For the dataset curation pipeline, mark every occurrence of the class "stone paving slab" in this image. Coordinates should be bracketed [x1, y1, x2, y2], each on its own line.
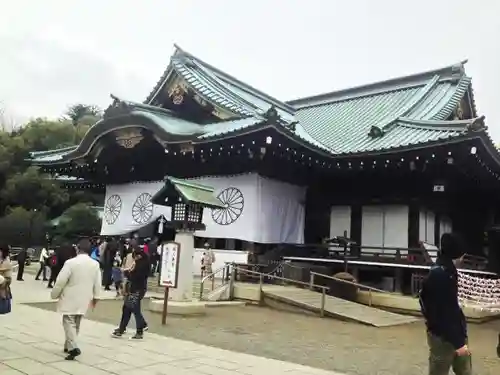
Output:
[1, 277, 347, 375]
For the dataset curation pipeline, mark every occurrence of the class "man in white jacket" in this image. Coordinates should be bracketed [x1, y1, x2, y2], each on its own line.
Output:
[51, 238, 101, 360]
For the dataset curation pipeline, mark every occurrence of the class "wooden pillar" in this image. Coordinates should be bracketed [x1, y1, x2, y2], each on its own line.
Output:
[350, 204, 362, 257]
[408, 202, 420, 248]
[434, 213, 441, 247]
[351, 266, 359, 281]
[394, 268, 403, 293]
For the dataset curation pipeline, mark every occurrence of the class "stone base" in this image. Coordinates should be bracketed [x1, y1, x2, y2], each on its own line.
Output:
[149, 299, 207, 316]
[357, 291, 500, 323]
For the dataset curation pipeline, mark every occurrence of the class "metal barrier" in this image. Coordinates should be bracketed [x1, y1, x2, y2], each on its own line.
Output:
[198, 264, 232, 300]
[310, 271, 389, 307]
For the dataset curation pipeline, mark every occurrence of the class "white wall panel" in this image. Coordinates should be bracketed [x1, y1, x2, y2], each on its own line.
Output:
[361, 206, 384, 247]
[419, 210, 436, 245]
[362, 205, 409, 256]
[330, 206, 351, 238]
[383, 205, 409, 254]
[439, 216, 453, 238]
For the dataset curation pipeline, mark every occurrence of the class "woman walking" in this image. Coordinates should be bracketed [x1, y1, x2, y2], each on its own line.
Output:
[112, 248, 149, 339]
[0, 245, 13, 314]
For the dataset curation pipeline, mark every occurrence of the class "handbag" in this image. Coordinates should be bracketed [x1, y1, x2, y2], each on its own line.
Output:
[124, 291, 140, 309]
[0, 297, 11, 315]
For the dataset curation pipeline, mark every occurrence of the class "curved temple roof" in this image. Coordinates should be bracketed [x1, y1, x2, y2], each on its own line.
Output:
[30, 46, 496, 165]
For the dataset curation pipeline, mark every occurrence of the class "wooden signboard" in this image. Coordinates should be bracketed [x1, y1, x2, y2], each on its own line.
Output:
[160, 242, 180, 288]
[159, 242, 181, 325]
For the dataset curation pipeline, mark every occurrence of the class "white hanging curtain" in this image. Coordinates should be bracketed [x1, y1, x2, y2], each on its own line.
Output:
[101, 173, 305, 244]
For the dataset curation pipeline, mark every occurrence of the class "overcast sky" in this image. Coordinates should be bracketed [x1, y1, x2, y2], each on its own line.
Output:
[1, 0, 499, 140]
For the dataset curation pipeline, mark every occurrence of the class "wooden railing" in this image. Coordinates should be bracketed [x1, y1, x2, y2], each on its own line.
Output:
[232, 266, 330, 317]
[310, 271, 389, 307]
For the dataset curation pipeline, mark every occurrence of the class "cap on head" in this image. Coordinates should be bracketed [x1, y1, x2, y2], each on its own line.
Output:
[204, 242, 210, 249]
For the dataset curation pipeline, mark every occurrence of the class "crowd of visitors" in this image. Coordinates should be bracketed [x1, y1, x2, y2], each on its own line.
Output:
[0, 235, 161, 360]
[5, 232, 497, 371]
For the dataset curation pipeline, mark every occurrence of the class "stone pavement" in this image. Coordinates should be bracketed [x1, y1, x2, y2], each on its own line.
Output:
[0, 276, 347, 375]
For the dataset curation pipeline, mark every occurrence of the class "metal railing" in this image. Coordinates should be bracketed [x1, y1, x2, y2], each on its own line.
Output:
[232, 266, 330, 317]
[279, 241, 490, 270]
[198, 264, 232, 300]
[310, 271, 389, 307]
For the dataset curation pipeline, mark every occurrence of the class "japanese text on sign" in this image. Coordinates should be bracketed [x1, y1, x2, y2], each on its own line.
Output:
[160, 242, 180, 288]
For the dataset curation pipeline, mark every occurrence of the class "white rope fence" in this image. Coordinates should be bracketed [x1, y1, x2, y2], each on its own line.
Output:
[458, 271, 500, 312]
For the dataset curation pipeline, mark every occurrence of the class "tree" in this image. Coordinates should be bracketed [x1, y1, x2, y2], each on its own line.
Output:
[0, 131, 25, 174]
[0, 207, 47, 247]
[65, 104, 102, 126]
[53, 203, 101, 241]
[18, 118, 77, 151]
[0, 104, 104, 244]
[1, 166, 69, 214]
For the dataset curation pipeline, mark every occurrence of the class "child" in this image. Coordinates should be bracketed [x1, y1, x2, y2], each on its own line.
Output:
[111, 251, 123, 297]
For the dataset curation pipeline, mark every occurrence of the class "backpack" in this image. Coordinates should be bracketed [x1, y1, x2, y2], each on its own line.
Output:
[91, 247, 100, 261]
[49, 254, 58, 267]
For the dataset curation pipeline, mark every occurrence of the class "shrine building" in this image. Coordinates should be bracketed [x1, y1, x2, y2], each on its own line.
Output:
[29, 45, 500, 272]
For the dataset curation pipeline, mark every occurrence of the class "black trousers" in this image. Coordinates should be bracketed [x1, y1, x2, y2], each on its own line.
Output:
[35, 261, 47, 280]
[16, 262, 25, 280]
[49, 267, 61, 286]
[150, 258, 159, 275]
[118, 291, 147, 333]
[103, 266, 113, 288]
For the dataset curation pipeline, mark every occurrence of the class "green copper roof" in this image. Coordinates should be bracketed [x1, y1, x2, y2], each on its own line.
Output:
[145, 47, 480, 154]
[148, 45, 295, 122]
[289, 65, 474, 153]
[30, 146, 77, 162]
[151, 176, 224, 209]
[30, 48, 491, 166]
[30, 100, 330, 164]
[198, 117, 263, 139]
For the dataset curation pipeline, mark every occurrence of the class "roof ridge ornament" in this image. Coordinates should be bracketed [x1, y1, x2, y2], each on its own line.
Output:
[285, 121, 298, 132]
[450, 62, 466, 83]
[467, 115, 486, 132]
[368, 126, 384, 138]
[263, 106, 281, 123]
[104, 94, 131, 119]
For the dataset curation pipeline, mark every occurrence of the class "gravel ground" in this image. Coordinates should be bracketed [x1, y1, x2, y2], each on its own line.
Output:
[28, 299, 500, 375]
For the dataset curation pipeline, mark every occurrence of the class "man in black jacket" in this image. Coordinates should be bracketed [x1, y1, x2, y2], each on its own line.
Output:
[16, 248, 27, 281]
[419, 232, 471, 375]
[102, 238, 116, 291]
